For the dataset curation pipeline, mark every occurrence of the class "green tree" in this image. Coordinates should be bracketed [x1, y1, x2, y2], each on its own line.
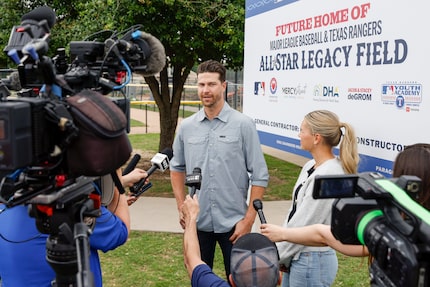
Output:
[117, 0, 245, 150]
[0, 0, 245, 151]
[0, 0, 25, 67]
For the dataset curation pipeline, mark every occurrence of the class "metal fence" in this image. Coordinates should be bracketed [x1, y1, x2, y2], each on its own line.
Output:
[125, 81, 243, 112]
[1, 69, 243, 112]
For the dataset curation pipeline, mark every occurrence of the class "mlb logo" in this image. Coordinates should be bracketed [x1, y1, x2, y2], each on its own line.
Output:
[254, 82, 265, 96]
[381, 85, 395, 95]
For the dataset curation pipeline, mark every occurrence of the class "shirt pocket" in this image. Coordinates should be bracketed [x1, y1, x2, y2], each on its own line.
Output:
[217, 135, 241, 158]
[186, 136, 208, 162]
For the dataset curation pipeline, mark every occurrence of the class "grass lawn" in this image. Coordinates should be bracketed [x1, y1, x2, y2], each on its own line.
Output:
[100, 232, 370, 287]
[99, 131, 371, 286]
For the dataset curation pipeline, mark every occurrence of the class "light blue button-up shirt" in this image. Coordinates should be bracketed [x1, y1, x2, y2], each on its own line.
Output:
[170, 102, 269, 232]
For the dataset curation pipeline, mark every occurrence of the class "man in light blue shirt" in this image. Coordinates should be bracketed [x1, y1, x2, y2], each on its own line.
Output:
[170, 60, 269, 280]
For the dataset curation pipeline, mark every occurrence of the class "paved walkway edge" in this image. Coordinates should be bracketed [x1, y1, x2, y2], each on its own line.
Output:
[129, 197, 291, 233]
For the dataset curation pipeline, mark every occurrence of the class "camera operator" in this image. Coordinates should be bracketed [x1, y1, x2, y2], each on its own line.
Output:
[0, 167, 147, 287]
[261, 143, 430, 279]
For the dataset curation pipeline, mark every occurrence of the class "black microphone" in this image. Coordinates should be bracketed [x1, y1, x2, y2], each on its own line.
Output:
[185, 167, 202, 198]
[130, 148, 173, 194]
[253, 199, 267, 224]
[21, 6, 56, 29]
[122, 154, 141, 176]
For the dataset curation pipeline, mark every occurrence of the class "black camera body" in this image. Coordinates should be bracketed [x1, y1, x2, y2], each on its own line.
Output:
[313, 172, 430, 287]
[0, 6, 162, 209]
[0, 7, 158, 185]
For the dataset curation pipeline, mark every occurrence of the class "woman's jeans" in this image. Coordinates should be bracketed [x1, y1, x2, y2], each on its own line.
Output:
[281, 250, 338, 287]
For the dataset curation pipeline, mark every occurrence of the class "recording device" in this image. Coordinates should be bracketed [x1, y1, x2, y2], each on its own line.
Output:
[185, 167, 202, 198]
[1, 6, 166, 177]
[130, 148, 173, 197]
[252, 199, 267, 224]
[3, 7, 166, 96]
[99, 153, 142, 206]
[313, 172, 430, 287]
[0, 6, 166, 287]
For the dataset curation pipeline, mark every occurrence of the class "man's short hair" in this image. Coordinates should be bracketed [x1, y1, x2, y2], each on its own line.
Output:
[197, 60, 226, 82]
[230, 233, 280, 287]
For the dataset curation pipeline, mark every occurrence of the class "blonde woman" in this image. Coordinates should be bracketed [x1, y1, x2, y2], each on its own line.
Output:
[275, 110, 359, 287]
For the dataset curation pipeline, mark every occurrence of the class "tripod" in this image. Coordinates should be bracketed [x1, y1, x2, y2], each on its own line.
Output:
[29, 176, 101, 287]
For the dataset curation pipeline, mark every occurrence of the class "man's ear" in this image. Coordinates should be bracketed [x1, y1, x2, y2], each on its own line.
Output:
[228, 274, 237, 287]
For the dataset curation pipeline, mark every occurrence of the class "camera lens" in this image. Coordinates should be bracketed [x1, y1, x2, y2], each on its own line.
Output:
[407, 182, 420, 193]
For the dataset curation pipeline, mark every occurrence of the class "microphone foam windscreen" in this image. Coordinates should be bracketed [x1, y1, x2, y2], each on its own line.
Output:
[21, 6, 56, 28]
[136, 32, 166, 76]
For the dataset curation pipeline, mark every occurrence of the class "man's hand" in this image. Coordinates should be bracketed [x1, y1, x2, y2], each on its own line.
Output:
[229, 217, 254, 244]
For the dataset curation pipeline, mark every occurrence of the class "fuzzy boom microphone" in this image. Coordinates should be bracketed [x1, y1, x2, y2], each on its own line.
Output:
[130, 30, 166, 77]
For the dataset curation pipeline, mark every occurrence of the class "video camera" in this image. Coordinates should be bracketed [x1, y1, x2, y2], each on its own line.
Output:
[313, 172, 430, 287]
[0, 5, 165, 193]
[0, 6, 165, 286]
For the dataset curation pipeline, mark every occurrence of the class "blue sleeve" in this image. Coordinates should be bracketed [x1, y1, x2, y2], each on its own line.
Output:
[89, 206, 128, 252]
[0, 205, 55, 287]
[191, 264, 231, 287]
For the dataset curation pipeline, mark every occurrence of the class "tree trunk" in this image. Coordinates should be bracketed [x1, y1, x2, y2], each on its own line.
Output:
[144, 62, 193, 151]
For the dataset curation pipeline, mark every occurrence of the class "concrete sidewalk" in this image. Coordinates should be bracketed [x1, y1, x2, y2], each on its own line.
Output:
[129, 107, 184, 134]
[129, 197, 291, 233]
[127, 107, 292, 233]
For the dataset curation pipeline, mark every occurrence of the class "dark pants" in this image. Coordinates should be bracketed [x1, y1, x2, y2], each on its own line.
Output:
[197, 228, 235, 281]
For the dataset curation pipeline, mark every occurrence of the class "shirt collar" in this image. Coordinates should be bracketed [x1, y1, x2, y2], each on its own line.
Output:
[197, 101, 231, 123]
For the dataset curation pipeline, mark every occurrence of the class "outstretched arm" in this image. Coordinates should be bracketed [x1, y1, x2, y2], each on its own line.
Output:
[182, 195, 206, 278]
[261, 223, 368, 257]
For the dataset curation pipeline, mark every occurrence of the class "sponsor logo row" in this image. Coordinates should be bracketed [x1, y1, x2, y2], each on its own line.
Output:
[253, 78, 422, 110]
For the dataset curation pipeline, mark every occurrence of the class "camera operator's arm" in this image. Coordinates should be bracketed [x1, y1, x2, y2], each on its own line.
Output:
[107, 169, 131, 233]
[121, 168, 148, 205]
[122, 168, 147, 188]
[261, 223, 369, 257]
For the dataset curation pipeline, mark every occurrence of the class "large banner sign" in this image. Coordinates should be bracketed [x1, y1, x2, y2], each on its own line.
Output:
[243, 0, 426, 177]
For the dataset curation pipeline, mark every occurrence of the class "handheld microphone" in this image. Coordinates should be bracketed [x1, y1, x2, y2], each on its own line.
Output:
[130, 148, 173, 194]
[185, 167, 202, 198]
[122, 154, 141, 176]
[253, 199, 267, 224]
